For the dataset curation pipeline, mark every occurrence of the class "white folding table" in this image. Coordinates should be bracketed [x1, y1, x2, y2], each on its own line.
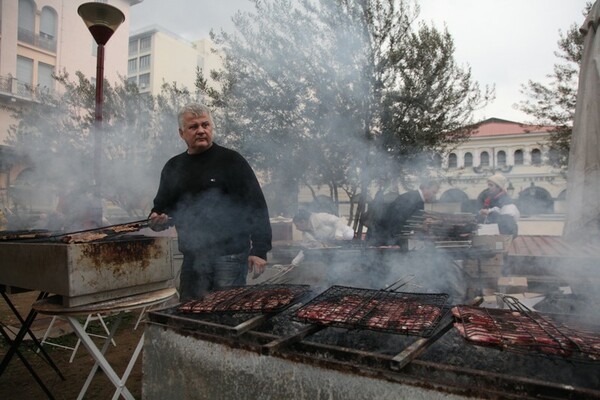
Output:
[33, 287, 177, 400]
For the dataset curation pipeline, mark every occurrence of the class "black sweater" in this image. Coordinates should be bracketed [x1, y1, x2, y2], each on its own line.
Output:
[152, 143, 272, 259]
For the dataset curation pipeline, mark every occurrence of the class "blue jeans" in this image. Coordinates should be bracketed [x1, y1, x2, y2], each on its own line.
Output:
[179, 251, 249, 301]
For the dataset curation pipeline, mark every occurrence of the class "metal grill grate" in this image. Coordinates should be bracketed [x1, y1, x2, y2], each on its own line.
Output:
[178, 284, 311, 314]
[293, 285, 449, 337]
[452, 304, 600, 363]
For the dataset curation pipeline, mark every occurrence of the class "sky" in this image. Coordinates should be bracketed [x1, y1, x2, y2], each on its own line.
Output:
[129, 0, 591, 123]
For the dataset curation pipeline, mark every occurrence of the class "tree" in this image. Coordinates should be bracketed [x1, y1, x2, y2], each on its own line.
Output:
[519, 3, 591, 168]
[5, 71, 193, 222]
[209, 0, 491, 223]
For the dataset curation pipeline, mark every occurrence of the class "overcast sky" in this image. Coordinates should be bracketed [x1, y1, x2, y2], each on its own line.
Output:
[129, 0, 590, 123]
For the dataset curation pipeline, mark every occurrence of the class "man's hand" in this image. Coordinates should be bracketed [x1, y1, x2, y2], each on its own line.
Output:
[149, 212, 170, 231]
[248, 255, 267, 278]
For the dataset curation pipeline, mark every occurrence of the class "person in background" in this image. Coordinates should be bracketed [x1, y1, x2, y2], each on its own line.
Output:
[293, 209, 354, 243]
[478, 173, 520, 237]
[367, 180, 440, 246]
[149, 103, 272, 300]
[290, 209, 354, 267]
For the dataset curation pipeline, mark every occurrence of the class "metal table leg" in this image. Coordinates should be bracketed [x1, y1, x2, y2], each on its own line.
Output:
[0, 291, 63, 399]
[68, 312, 139, 400]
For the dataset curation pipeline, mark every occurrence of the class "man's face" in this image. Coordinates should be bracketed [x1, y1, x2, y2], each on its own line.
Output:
[179, 112, 213, 154]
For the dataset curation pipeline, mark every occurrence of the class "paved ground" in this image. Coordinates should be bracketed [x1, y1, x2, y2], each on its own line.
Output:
[1, 291, 146, 399]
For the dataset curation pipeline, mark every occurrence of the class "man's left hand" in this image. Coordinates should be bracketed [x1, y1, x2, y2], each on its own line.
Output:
[248, 255, 267, 278]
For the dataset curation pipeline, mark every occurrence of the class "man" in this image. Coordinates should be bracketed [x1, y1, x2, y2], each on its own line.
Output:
[367, 180, 440, 246]
[478, 173, 520, 237]
[149, 103, 272, 300]
[292, 209, 355, 243]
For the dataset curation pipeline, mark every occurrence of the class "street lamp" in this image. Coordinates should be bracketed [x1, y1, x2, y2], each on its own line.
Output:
[78, 2, 125, 195]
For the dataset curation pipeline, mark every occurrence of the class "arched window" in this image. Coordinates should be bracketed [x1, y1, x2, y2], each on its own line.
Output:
[432, 153, 442, 168]
[514, 149, 524, 165]
[448, 153, 457, 168]
[480, 151, 489, 167]
[531, 148, 542, 165]
[464, 152, 473, 167]
[497, 150, 506, 166]
[40, 7, 58, 51]
[18, 0, 36, 45]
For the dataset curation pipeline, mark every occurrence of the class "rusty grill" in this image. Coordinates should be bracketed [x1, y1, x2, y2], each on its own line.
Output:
[292, 285, 449, 337]
[452, 303, 600, 363]
[178, 284, 311, 314]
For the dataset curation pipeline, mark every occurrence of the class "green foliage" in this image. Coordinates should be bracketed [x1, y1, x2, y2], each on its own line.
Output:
[519, 3, 591, 168]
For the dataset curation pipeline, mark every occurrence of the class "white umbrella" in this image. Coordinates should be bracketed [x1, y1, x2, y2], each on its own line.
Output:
[563, 0, 600, 241]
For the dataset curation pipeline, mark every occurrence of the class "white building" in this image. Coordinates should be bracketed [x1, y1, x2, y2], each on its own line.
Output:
[436, 118, 566, 217]
[127, 25, 223, 95]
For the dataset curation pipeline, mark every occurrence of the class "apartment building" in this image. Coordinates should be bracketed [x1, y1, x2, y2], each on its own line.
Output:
[127, 25, 223, 95]
[0, 0, 139, 216]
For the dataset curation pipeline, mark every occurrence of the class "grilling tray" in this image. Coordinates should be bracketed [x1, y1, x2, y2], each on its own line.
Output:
[293, 285, 449, 337]
[452, 305, 600, 362]
[178, 284, 311, 314]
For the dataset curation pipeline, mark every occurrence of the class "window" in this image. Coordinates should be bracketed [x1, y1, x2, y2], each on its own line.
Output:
[514, 149, 524, 165]
[464, 152, 473, 167]
[127, 76, 137, 85]
[39, 7, 58, 51]
[448, 153, 457, 168]
[128, 59, 138, 74]
[140, 36, 152, 51]
[480, 151, 489, 167]
[139, 73, 150, 89]
[531, 148, 542, 165]
[38, 62, 55, 92]
[139, 55, 151, 71]
[129, 40, 138, 56]
[432, 153, 442, 168]
[497, 150, 506, 166]
[18, 0, 35, 45]
[17, 56, 34, 97]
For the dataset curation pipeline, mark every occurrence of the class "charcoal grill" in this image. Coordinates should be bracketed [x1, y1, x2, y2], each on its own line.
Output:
[144, 289, 600, 400]
[292, 285, 449, 337]
[0, 234, 174, 306]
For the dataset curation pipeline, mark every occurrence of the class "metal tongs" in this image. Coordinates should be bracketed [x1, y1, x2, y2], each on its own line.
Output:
[29, 218, 155, 242]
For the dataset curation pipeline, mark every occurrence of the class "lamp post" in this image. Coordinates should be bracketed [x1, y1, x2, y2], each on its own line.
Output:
[78, 2, 125, 197]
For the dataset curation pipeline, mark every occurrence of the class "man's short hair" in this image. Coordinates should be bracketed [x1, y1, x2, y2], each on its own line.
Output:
[293, 209, 311, 223]
[177, 103, 213, 129]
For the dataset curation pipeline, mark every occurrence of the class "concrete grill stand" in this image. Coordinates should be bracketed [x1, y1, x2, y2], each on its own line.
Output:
[143, 298, 600, 399]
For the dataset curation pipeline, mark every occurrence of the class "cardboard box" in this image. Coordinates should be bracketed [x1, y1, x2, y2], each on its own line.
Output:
[472, 234, 513, 251]
[497, 276, 528, 294]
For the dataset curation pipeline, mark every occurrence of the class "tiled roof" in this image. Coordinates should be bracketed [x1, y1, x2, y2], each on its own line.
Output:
[470, 118, 556, 138]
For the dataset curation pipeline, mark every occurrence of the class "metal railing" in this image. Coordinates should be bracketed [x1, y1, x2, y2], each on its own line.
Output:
[18, 27, 57, 53]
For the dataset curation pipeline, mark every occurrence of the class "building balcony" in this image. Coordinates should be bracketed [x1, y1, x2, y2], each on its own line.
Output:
[18, 28, 57, 53]
[0, 75, 52, 102]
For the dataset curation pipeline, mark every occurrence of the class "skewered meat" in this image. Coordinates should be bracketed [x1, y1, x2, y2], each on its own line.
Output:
[295, 295, 379, 324]
[452, 306, 600, 360]
[61, 231, 108, 243]
[179, 285, 308, 314]
[295, 292, 445, 336]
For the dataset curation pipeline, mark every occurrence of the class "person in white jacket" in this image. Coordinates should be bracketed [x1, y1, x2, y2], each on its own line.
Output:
[291, 209, 355, 266]
[292, 209, 355, 242]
